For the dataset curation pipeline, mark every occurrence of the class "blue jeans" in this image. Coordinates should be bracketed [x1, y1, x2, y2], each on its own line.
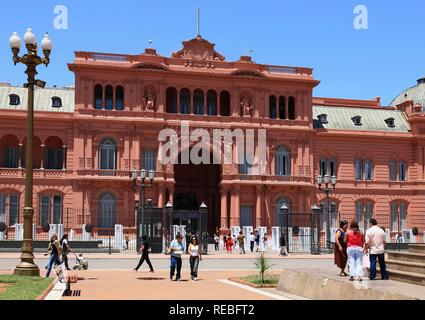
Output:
[45, 254, 58, 278]
[190, 256, 200, 278]
[347, 246, 363, 278]
[369, 253, 389, 280]
[170, 256, 182, 279]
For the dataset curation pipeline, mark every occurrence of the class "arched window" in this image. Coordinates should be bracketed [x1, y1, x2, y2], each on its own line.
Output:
[45, 137, 64, 170]
[279, 96, 286, 119]
[193, 89, 204, 115]
[0, 193, 19, 226]
[105, 85, 113, 110]
[115, 86, 124, 110]
[356, 201, 373, 231]
[39, 194, 62, 225]
[275, 146, 291, 176]
[1, 135, 19, 168]
[399, 160, 407, 181]
[207, 90, 217, 115]
[269, 95, 277, 119]
[275, 197, 291, 227]
[220, 91, 230, 116]
[99, 138, 116, 171]
[98, 192, 116, 229]
[166, 87, 177, 113]
[391, 202, 407, 232]
[180, 88, 191, 114]
[288, 96, 296, 120]
[94, 85, 103, 109]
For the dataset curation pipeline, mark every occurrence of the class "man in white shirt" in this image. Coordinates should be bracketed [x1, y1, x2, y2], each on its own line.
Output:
[365, 218, 389, 280]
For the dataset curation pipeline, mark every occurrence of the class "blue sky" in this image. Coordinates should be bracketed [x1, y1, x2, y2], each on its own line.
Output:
[0, 0, 424, 105]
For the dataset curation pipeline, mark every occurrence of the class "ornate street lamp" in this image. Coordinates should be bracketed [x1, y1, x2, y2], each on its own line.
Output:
[316, 174, 337, 251]
[10, 29, 52, 276]
[279, 203, 290, 253]
[131, 169, 156, 249]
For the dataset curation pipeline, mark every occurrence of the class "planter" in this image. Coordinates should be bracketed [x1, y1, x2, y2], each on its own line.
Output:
[228, 277, 277, 289]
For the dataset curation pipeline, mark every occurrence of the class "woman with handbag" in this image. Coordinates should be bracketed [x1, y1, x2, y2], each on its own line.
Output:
[44, 234, 62, 278]
[133, 235, 154, 272]
[344, 221, 365, 281]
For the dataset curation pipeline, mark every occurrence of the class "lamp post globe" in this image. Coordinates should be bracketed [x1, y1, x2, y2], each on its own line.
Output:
[23, 28, 36, 46]
[9, 32, 21, 49]
[41, 33, 53, 51]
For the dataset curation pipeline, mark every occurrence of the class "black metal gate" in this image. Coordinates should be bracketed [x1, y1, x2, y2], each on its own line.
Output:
[139, 204, 172, 253]
[279, 209, 321, 254]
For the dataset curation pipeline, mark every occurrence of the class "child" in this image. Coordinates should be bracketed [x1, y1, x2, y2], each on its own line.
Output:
[75, 253, 89, 270]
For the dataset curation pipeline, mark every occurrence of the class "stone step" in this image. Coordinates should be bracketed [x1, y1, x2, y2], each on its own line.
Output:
[387, 251, 425, 264]
[409, 244, 425, 254]
[386, 259, 425, 275]
[378, 268, 425, 287]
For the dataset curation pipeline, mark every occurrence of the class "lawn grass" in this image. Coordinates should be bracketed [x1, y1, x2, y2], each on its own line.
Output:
[0, 275, 53, 300]
[239, 274, 279, 286]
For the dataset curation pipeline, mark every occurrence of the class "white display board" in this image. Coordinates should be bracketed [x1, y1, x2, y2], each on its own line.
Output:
[82, 224, 92, 241]
[272, 227, 281, 251]
[70, 229, 74, 241]
[15, 224, 23, 240]
[32, 224, 36, 240]
[402, 229, 416, 243]
[48, 224, 64, 240]
[114, 224, 124, 250]
[230, 226, 241, 249]
[243, 226, 253, 251]
[257, 227, 267, 251]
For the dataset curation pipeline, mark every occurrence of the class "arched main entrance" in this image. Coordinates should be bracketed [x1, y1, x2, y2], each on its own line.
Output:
[174, 149, 221, 235]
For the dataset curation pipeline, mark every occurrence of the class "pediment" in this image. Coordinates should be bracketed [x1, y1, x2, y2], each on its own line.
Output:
[172, 36, 225, 62]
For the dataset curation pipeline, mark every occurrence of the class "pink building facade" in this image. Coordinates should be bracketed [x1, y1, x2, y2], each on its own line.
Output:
[1, 35, 425, 238]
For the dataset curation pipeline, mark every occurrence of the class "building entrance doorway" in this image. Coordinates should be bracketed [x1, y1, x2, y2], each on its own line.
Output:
[174, 150, 221, 235]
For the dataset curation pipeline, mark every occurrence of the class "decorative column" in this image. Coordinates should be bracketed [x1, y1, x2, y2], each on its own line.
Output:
[62, 145, 67, 170]
[157, 183, 165, 208]
[230, 186, 240, 227]
[40, 144, 45, 169]
[217, 93, 221, 116]
[18, 143, 23, 169]
[255, 185, 264, 228]
[220, 187, 228, 231]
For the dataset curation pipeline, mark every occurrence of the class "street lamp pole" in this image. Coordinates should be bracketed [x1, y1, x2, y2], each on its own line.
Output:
[9, 29, 52, 276]
[316, 174, 337, 251]
[131, 169, 155, 250]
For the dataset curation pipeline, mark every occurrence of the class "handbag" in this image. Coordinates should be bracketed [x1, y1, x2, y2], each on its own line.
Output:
[362, 253, 370, 269]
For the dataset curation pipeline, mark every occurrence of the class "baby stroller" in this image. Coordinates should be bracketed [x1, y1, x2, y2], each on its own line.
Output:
[72, 253, 89, 270]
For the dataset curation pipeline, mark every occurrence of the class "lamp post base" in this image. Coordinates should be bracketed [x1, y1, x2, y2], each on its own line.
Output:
[14, 262, 40, 277]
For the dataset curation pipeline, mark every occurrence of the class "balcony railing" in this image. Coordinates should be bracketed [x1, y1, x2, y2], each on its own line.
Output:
[0, 168, 71, 178]
[239, 174, 311, 183]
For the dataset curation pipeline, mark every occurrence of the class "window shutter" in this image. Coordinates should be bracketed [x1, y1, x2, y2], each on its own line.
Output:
[389, 160, 396, 181]
[355, 160, 362, 180]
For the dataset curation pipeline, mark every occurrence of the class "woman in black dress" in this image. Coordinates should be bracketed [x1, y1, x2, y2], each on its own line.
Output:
[334, 220, 349, 276]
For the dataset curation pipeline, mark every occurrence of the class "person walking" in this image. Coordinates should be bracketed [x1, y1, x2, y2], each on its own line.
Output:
[344, 221, 365, 281]
[134, 235, 154, 273]
[279, 233, 289, 256]
[222, 234, 227, 251]
[255, 231, 260, 252]
[249, 232, 255, 252]
[263, 233, 269, 252]
[168, 234, 185, 281]
[237, 231, 246, 254]
[365, 218, 389, 280]
[214, 234, 220, 251]
[334, 220, 349, 277]
[226, 233, 234, 253]
[125, 234, 129, 250]
[188, 237, 202, 280]
[60, 234, 72, 271]
[44, 234, 62, 278]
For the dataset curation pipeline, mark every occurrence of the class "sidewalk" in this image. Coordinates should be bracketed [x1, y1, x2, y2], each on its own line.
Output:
[59, 269, 277, 300]
[0, 252, 333, 260]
